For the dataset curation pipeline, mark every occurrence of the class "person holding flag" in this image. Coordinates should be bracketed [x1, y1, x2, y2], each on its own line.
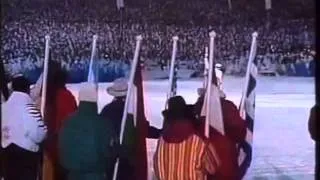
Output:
[58, 81, 117, 180]
[2, 75, 48, 180]
[100, 78, 139, 180]
[195, 63, 247, 180]
[100, 35, 161, 180]
[154, 96, 220, 180]
[100, 78, 162, 180]
[31, 60, 78, 180]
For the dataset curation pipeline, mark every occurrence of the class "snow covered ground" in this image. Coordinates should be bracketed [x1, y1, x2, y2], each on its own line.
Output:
[66, 75, 315, 180]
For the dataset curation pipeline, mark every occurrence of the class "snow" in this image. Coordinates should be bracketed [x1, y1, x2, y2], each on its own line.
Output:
[66, 75, 315, 180]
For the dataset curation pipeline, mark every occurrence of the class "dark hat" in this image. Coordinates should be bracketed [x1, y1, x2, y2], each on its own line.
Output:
[162, 96, 188, 120]
[11, 75, 31, 93]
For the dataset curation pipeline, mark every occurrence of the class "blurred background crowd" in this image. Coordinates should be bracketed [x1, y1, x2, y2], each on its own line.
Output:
[1, 0, 315, 82]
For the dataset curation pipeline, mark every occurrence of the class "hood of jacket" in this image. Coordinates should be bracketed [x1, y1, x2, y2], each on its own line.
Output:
[162, 121, 196, 143]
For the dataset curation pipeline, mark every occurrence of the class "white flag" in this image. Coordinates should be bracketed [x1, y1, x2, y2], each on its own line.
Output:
[265, 0, 272, 10]
[201, 84, 224, 135]
[117, 0, 124, 10]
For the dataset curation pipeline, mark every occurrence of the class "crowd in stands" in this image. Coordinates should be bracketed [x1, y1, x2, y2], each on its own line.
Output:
[1, 0, 315, 81]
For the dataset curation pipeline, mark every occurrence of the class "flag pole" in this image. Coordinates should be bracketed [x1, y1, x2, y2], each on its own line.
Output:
[88, 35, 98, 82]
[40, 35, 50, 117]
[240, 32, 258, 113]
[167, 36, 179, 101]
[205, 31, 216, 138]
[203, 46, 209, 89]
[112, 35, 143, 180]
[228, 0, 232, 10]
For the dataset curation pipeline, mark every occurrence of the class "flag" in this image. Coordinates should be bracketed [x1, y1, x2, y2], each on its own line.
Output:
[117, 0, 124, 10]
[238, 33, 258, 179]
[265, 0, 272, 10]
[171, 65, 178, 96]
[130, 58, 148, 179]
[167, 36, 179, 100]
[113, 36, 146, 180]
[200, 66, 224, 136]
[203, 46, 209, 88]
[87, 53, 99, 83]
[88, 35, 99, 83]
[200, 32, 224, 137]
[228, 0, 232, 10]
[118, 58, 148, 180]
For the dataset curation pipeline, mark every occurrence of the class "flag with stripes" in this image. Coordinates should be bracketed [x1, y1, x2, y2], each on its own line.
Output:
[124, 58, 148, 179]
[166, 60, 178, 102]
[132, 58, 148, 179]
[88, 36, 99, 83]
[200, 64, 224, 136]
[238, 34, 258, 178]
[171, 65, 178, 96]
[200, 32, 224, 137]
[87, 57, 99, 83]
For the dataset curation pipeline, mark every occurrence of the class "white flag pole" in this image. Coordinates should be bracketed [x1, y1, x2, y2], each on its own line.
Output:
[240, 32, 258, 114]
[203, 46, 209, 88]
[40, 35, 50, 117]
[265, 0, 272, 10]
[88, 35, 98, 82]
[167, 36, 179, 101]
[228, 0, 232, 10]
[112, 35, 143, 180]
[205, 31, 216, 138]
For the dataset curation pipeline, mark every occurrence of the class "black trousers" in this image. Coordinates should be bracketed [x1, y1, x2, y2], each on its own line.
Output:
[2, 144, 40, 180]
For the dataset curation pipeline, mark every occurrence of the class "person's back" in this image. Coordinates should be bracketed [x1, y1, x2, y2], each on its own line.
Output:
[2, 75, 47, 180]
[194, 64, 246, 180]
[154, 130, 219, 180]
[154, 96, 220, 180]
[59, 83, 116, 180]
[195, 96, 246, 180]
[2, 76, 47, 152]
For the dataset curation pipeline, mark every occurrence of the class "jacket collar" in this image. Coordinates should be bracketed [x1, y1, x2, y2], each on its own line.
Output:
[162, 121, 196, 143]
[78, 101, 98, 114]
[8, 91, 32, 104]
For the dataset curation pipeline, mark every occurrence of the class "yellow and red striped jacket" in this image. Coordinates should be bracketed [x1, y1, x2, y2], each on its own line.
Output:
[154, 134, 220, 180]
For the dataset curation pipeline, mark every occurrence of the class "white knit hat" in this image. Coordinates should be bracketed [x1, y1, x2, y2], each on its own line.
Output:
[215, 63, 224, 81]
[79, 82, 98, 102]
[107, 78, 128, 97]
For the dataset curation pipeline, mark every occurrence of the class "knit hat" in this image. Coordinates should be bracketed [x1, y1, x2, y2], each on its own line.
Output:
[79, 82, 98, 102]
[215, 63, 225, 81]
[11, 75, 31, 93]
[107, 78, 128, 97]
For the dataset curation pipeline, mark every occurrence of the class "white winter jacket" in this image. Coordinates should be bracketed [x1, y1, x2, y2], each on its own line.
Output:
[1, 91, 47, 152]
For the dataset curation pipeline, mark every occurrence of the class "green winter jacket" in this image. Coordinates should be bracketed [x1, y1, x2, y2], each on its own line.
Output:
[59, 101, 117, 180]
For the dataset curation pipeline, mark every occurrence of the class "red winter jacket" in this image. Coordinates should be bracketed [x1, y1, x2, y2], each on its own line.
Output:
[197, 98, 247, 180]
[46, 87, 77, 163]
